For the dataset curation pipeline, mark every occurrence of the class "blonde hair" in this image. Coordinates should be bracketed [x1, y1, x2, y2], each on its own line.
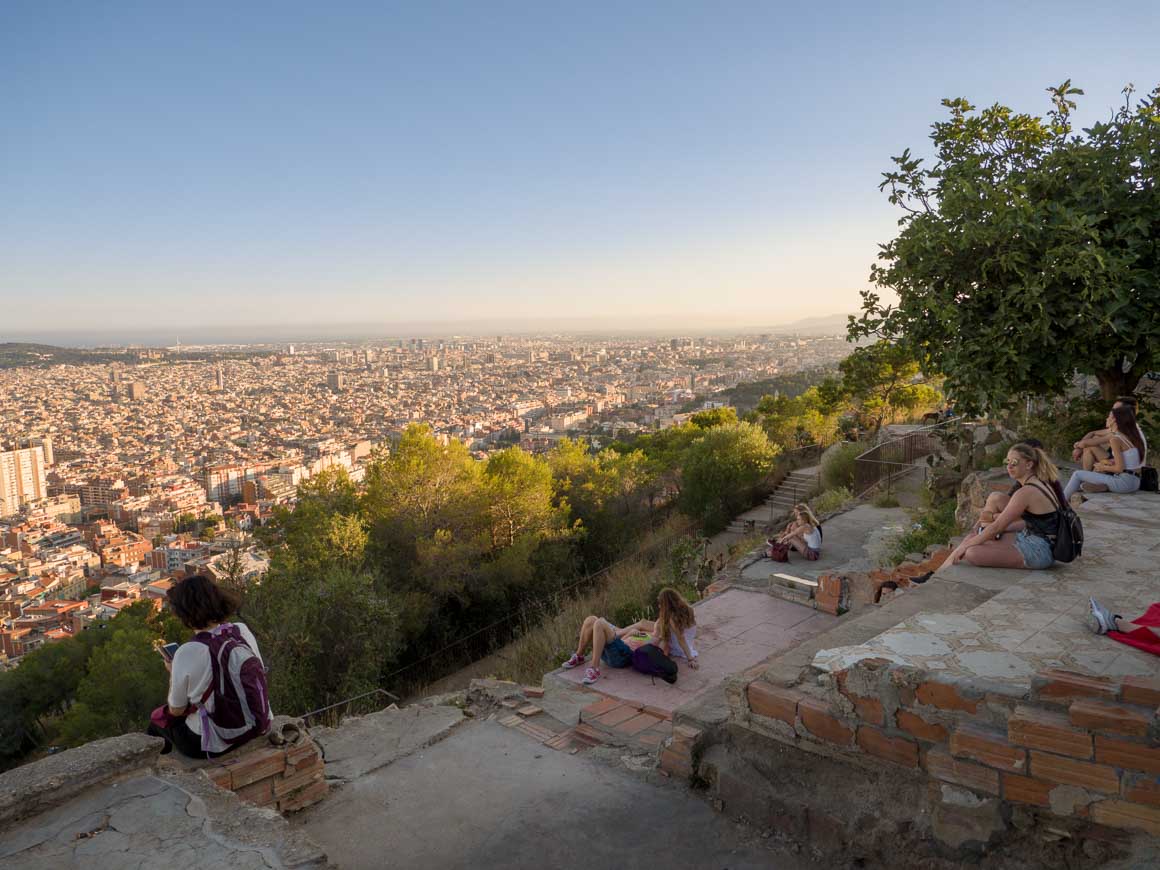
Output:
[796, 503, 821, 528]
[656, 587, 695, 644]
[1009, 442, 1059, 483]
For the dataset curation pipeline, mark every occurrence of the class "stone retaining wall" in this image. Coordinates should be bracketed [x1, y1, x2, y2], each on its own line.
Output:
[736, 658, 1160, 843]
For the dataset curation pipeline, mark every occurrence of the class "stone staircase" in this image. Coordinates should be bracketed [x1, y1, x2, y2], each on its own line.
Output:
[764, 466, 821, 516]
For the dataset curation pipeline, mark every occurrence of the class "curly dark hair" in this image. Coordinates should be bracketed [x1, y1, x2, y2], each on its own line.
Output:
[167, 574, 240, 630]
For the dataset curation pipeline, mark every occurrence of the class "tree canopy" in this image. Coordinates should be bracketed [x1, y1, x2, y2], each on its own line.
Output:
[851, 82, 1160, 410]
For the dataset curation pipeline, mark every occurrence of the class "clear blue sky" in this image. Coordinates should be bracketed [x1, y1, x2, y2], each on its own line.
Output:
[3, 1, 1158, 340]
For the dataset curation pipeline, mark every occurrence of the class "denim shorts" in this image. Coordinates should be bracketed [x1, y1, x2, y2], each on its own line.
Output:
[601, 637, 633, 668]
[1013, 530, 1054, 569]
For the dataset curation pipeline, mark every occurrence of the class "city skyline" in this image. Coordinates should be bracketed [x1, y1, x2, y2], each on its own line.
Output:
[4, 2, 1159, 334]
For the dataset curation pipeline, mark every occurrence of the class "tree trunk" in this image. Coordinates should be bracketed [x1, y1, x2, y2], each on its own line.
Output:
[1096, 367, 1143, 401]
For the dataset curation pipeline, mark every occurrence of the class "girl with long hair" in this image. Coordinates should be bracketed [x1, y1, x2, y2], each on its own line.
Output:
[777, 503, 822, 561]
[1063, 406, 1147, 500]
[948, 443, 1065, 570]
[563, 587, 698, 685]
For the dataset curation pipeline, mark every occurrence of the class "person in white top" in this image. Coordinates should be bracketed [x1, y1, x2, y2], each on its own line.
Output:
[1072, 396, 1146, 469]
[148, 574, 271, 758]
[1063, 406, 1147, 500]
[778, 504, 823, 561]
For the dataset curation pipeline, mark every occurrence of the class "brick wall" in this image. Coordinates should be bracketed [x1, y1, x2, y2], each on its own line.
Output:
[740, 661, 1160, 838]
[200, 736, 328, 814]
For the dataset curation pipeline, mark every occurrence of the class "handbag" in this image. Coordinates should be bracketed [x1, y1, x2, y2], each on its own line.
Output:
[1141, 466, 1158, 493]
[767, 541, 789, 562]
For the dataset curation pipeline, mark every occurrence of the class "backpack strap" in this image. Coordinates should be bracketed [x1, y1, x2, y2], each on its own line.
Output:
[1026, 479, 1061, 511]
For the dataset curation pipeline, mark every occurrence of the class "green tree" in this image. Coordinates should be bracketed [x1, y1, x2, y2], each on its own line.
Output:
[838, 341, 940, 434]
[679, 422, 778, 533]
[852, 83, 1160, 410]
[689, 407, 738, 429]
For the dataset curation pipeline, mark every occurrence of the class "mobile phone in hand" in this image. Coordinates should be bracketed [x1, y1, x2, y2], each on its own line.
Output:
[156, 642, 179, 662]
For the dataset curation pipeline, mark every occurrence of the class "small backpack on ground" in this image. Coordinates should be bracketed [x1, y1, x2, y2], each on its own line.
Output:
[195, 623, 271, 750]
[767, 541, 789, 562]
[631, 643, 678, 684]
[1141, 466, 1158, 493]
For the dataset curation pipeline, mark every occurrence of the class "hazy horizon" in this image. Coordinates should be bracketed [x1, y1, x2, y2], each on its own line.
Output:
[4, 2, 1158, 333]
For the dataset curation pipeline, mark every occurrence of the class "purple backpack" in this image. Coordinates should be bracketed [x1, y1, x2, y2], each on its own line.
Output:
[194, 623, 271, 750]
[631, 643, 678, 684]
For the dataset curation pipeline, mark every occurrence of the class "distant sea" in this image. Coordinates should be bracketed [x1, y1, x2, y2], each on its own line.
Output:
[4, 313, 851, 349]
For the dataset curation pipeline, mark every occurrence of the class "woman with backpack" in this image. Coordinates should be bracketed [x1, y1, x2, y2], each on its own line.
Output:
[948, 443, 1065, 570]
[147, 574, 272, 758]
[562, 587, 698, 686]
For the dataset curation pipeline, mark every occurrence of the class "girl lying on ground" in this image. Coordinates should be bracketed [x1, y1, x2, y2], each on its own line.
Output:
[948, 443, 1064, 570]
[1089, 598, 1160, 657]
[562, 587, 699, 685]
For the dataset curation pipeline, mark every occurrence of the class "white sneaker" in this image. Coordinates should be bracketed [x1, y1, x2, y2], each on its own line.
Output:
[1088, 598, 1116, 635]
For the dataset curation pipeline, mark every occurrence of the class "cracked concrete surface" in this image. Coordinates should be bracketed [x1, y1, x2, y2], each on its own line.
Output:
[311, 703, 466, 783]
[0, 772, 329, 869]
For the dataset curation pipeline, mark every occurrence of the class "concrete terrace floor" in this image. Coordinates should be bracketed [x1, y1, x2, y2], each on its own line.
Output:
[548, 587, 837, 714]
[811, 492, 1160, 692]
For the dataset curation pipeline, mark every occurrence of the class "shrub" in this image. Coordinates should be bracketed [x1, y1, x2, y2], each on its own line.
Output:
[812, 486, 853, 516]
[1020, 397, 1108, 457]
[872, 493, 900, 508]
[820, 441, 862, 491]
[888, 498, 959, 564]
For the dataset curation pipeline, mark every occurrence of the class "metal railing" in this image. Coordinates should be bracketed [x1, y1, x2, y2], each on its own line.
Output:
[853, 420, 954, 498]
[300, 688, 401, 727]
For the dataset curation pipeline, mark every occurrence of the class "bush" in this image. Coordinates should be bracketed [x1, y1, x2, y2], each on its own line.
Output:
[1020, 397, 1108, 458]
[872, 493, 900, 508]
[812, 486, 853, 516]
[888, 498, 959, 564]
[820, 442, 862, 491]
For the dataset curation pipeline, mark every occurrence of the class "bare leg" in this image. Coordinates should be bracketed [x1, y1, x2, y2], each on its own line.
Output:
[1114, 618, 1160, 637]
[786, 535, 809, 556]
[962, 538, 1026, 568]
[1082, 447, 1102, 471]
[575, 615, 597, 656]
[591, 619, 616, 668]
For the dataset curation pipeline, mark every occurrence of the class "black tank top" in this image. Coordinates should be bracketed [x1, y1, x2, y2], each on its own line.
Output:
[1022, 480, 1060, 541]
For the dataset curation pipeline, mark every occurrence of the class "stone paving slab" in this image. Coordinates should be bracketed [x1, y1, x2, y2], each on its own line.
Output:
[811, 493, 1160, 691]
[549, 588, 836, 714]
[311, 703, 465, 783]
[0, 773, 328, 869]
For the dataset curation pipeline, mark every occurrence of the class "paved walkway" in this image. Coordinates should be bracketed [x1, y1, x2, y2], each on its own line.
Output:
[548, 587, 836, 714]
[811, 492, 1160, 691]
[296, 717, 809, 869]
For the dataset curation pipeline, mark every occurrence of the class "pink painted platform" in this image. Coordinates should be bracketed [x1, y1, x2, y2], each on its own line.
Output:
[551, 588, 837, 714]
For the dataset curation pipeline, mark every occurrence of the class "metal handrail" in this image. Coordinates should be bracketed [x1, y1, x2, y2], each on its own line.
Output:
[852, 419, 957, 498]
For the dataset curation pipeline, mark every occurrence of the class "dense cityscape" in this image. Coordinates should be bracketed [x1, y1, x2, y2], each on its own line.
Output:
[0, 331, 851, 668]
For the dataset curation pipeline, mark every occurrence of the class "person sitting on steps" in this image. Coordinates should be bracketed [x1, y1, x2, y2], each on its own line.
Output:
[1063, 405, 1147, 500]
[562, 587, 699, 685]
[973, 438, 1045, 538]
[948, 443, 1064, 570]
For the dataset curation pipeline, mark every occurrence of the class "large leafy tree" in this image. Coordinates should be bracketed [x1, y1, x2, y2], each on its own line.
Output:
[839, 341, 941, 434]
[679, 422, 778, 533]
[851, 83, 1160, 410]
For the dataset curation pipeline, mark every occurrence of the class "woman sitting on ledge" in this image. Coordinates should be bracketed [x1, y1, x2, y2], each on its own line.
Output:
[777, 504, 823, 561]
[948, 443, 1063, 570]
[1063, 406, 1146, 501]
[147, 574, 271, 758]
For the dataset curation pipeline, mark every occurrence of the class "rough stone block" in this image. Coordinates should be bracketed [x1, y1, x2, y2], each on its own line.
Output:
[223, 746, 287, 789]
[1002, 773, 1052, 807]
[1030, 751, 1119, 794]
[896, 710, 948, 743]
[273, 757, 324, 798]
[1090, 799, 1160, 836]
[916, 680, 980, 714]
[1069, 699, 1151, 737]
[923, 748, 1000, 796]
[950, 725, 1027, 773]
[1033, 669, 1118, 704]
[747, 681, 802, 725]
[1095, 735, 1160, 775]
[235, 776, 276, 807]
[1120, 676, 1160, 709]
[277, 777, 328, 814]
[1008, 706, 1093, 759]
[798, 697, 853, 747]
[1122, 773, 1160, 807]
[856, 726, 918, 768]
